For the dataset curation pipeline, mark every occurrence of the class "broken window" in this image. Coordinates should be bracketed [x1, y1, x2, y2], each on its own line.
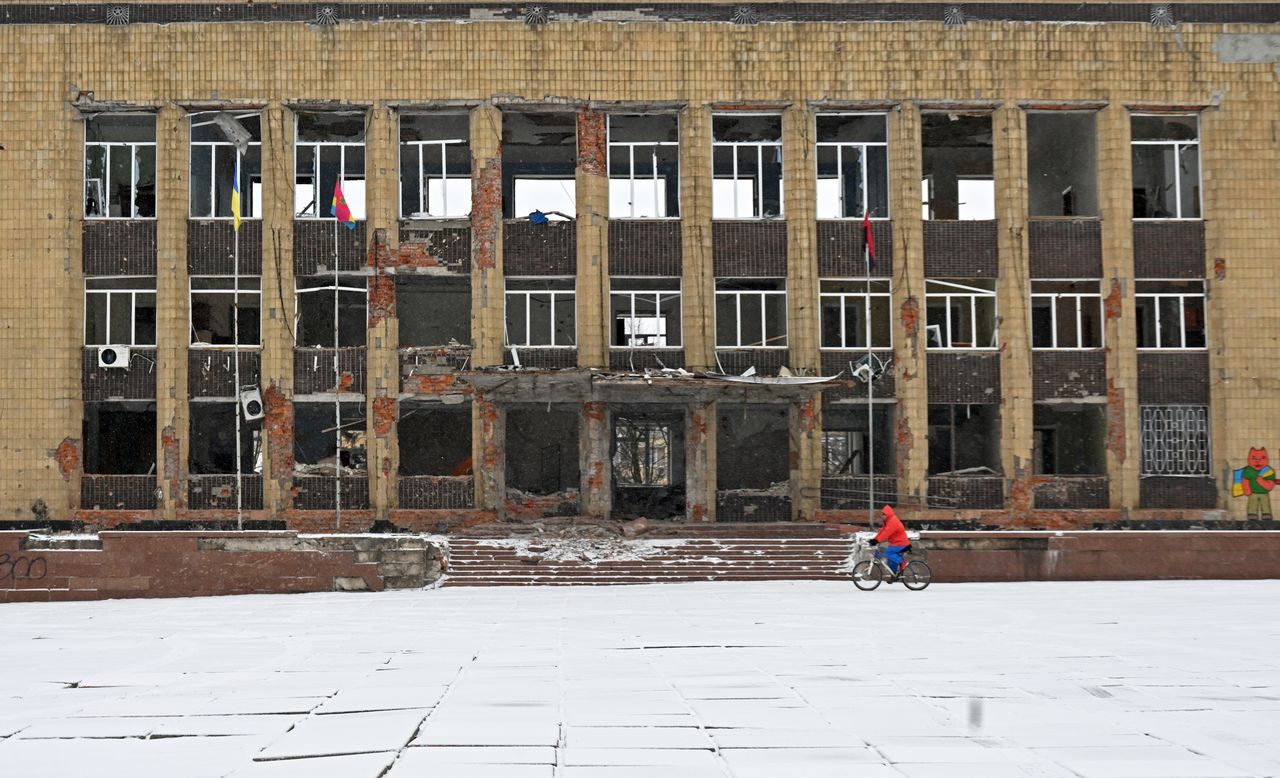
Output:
[609, 278, 682, 348]
[1030, 280, 1103, 349]
[190, 112, 261, 220]
[816, 113, 889, 219]
[1027, 112, 1098, 217]
[295, 111, 366, 220]
[505, 278, 576, 347]
[609, 114, 680, 218]
[1033, 402, 1106, 475]
[1131, 114, 1200, 220]
[820, 279, 891, 349]
[1140, 404, 1210, 476]
[928, 403, 1001, 475]
[503, 112, 576, 219]
[85, 277, 157, 346]
[295, 276, 367, 348]
[396, 276, 471, 347]
[507, 405, 580, 495]
[190, 277, 261, 347]
[189, 401, 262, 474]
[921, 113, 993, 221]
[293, 400, 367, 474]
[398, 404, 472, 476]
[613, 417, 673, 486]
[715, 278, 787, 348]
[717, 404, 789, 489]
[712, 114, 783, 219]
[82, 401, 156, 474]
[822, 405, 894, 476]
[400, 112, 471, 219]
[1135, 280, 1206, 349]
[84, 114, 156, 218]
[924, 279, 997, 349]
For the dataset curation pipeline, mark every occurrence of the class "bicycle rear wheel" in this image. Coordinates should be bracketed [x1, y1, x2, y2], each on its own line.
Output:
[900, 560, 932, 591]
[851, 560, 883, 590]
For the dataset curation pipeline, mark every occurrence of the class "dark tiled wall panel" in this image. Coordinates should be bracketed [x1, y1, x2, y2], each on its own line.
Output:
[821, 351, 895, 400]
[504, 221, 576, 275]
[397, 476, 475, 509]
[609, 220, 682, 276]
[82, 348, 157, 401]
[187, 475, 264, 510]
[712, 222, 788, 277]
[716, 493, 792, 522]
[1032, 351, 1106, 400]
[1137, 352, 1209, 405]
[927, 353, 1001, 404]
[1139, 476, 1218, 509]
[188, 220, 263, 275]
[188, 352, 262, 398]
[1027, 220, 1102, 278]
[83, 221, 157, 276]
[1033, 477, 1109, 509]
[294, 220, 367, 275]
[293, 476, 371, 510]
[821, 476, 899, 510]
[609, 350, 686, 371]
[503, 348, 578, 369]
[923, 221, 998, 278]
[816, 221, 893, 277]
[81, 475, 157, 511]
[1133, 221, 1205, 279]
[398, 224, 471, 273]
[294, 348, 367, 395]
[929, 476, 1004, 509]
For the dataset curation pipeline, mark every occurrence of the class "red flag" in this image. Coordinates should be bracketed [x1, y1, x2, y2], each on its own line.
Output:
[863, 209, 876, 265]
[331, 180, 356, 230]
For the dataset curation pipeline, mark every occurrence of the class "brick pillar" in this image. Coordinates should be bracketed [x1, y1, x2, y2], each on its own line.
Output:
[470, 104, 504, 511]
[685, 400, 716, 522]
[680, 105, 715, 372]
[366, 107, 400, 519]
[474, 395, 505, 517]
[993, 104, 1034, 513]
[156, 105, 189, 518]
[889, 104, 929, 509]
[790, 394, 823, 521]
[1098, 105, 1140, 512]
[580, 401, 611, 518]
[576, 110, 609, 368]
[260, 101, 296, 514]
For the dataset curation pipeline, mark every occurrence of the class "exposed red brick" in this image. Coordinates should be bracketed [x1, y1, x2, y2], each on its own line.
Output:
[372, 396, 397, 437]
[1106, 379, 1126, 463]
[382, 456, 393, 477]
[54, 438, 80, 480]
[900, 295, 919, 357]
[504, 491, 581, 521]
[1104, 277, 1123, 321]
[576, 111, 607, 177]
[403, 374, 463, 395]
[895, 414, 914, 482]
[368, 227, 395, 269]
[796, 397, 818, 435]
[264, 385, 294, 493]
[395, 242, 443, 269]
[472, 158, 502, 271]
[1214, 257, 1226, 281]
[338, 372, 355, 393]
[367, 274, 396, 328]
[161, 424, 183, 509]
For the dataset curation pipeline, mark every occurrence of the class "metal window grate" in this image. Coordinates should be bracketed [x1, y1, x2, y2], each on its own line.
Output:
[1140, 405, 1210, 476]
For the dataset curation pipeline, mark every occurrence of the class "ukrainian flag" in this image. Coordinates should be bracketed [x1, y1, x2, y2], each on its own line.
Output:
[231, 162, 242, 231]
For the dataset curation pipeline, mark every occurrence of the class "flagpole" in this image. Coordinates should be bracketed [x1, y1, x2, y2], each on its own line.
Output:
[864, 210, 875, 529]
[233, 155, 243, 531]
[333, 181, 342, 530]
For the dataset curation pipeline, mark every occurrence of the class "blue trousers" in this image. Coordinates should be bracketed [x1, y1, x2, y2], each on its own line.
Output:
[883, 545, 908, 573]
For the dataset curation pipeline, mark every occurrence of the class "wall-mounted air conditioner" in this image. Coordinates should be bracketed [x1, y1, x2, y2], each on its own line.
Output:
[98, 345, 130, 368]
[239, 387, 265, 422]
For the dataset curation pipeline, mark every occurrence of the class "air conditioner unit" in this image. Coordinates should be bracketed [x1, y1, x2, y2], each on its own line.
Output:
[239, 387, 265, 422]
[98, 345, 130, 368]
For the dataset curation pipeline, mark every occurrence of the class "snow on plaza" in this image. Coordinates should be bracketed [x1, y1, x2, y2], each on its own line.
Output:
[2, 580, 1279, 778]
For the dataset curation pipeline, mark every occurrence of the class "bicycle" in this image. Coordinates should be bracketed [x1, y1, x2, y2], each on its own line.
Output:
[851, 545, 932, 591]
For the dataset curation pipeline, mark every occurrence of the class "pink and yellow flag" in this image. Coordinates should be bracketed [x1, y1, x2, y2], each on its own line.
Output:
[331, 180, 356, 230]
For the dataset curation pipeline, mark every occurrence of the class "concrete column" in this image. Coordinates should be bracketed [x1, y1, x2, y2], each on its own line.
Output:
[473, 395, 506, 517]
[260, 101, 297, 513]
[790, 394, 823, 521]
[1098, 105, 1141, 512]
[365, 107, 400, 519]
[156, 105, 189, 518]
[579, 401, 611, 518]
[685, 400, 716, 522]
[888, 104, 929, 507]
[680, 105, 715, 372]
[993, 104, 1034, 513]
[576, 110, 609, 368]
[470, 104, 505, 511]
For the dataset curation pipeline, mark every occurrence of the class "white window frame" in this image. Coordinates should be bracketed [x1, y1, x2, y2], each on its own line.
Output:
[819, 279, 892, 350]
[84, 278, 157, 346]
[84, 116, 156, 220]
[607, 116, 680, 220]
[715, 279, 788, 349]
[1030, 280, 1104, 350]
[1131, 113, 1202, 221]
[294, 117, 366, 221]
[609, 280, 682, 349]
[1140, 404, 1211, 476]
[293, 278, 369, 344]
[815, 112, 889, 221]
[712, 114, 784, 220]
[925, 279, 999, 350]
[505, 277, 577, 348]
[399, 128, 470, 219]
[1135, 279, 1207, 350]
[189, 276, 263, 349]
[189, 112, 261, 220]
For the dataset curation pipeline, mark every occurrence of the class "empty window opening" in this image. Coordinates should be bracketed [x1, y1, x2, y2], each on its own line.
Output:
[613, 407, 685, 519]
[1030, 280, 1103, 349]
[1033, 402, 1106, 475]
[610, 277, 682, 348]
[608, 114, 680, 218]
[713, 114, 783, 219]
[189, 401, 262, 475]
[921, 113, 993, 221]
[84, 114, 156, 219]
[503, 112, 577, 219]
[294, 401, 367, 474]
[505, 278, 576, 348]
[717, 404, 790, 490]
[816, 113, 889, 219]
[190, 277, 261, 347]
[1027, 112, 1098, 218]
[715, 278, 787, 348]
[820, 279, 891, 349]
[400, 112, 471, 219]
[1140, 404, 1210, 476]
[396, 276, 471, 347]
[928, 403, 1001, 475]
[85, 277, 157, 346]
[1136, 280, 1206, 349]
[295, 111, 366, 220]
[506, 405, 580, 495]
[925, 279, 997, 349]
[295, 277, 367, 348]
[190, 112, 261, 220]
[399, 404, 472, 476]
[1131, 114, 1200, 220]
[822, 405, 895, 476]
[83, 401, 156, 474]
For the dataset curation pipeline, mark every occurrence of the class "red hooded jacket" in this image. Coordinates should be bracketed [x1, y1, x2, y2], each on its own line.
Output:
[875, 506, 910, 547]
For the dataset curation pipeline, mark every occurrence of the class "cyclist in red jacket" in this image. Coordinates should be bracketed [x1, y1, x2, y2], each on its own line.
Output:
[868, 504, 911, 575]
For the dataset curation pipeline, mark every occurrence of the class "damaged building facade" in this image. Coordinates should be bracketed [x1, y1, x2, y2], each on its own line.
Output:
[2, 2, 1278, 531]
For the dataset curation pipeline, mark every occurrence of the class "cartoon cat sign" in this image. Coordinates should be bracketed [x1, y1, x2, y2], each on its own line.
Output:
[1232, 447, 1276, 519]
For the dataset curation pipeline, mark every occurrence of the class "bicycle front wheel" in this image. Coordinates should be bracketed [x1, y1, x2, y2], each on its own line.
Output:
[851, 560, 883, 591]
[900, 560, 932, 591]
